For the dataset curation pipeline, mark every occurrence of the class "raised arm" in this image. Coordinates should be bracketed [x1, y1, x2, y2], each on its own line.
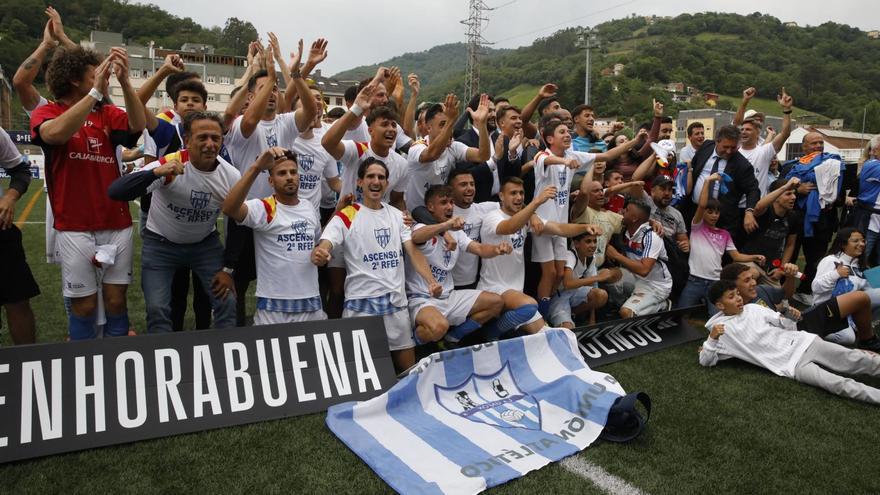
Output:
[293, 38, 328, 130]
[419, 94, 460, 163]
[267, 32, 291, 113]
[634, 100, 663, 158]
[733, 87, 755, 127]
[222, 147, 281, 223]
[322, 82, 378, 160]
[411, 216, 464, 244]
[754, 176, 799, 216]
[630, 151, 657, 182]
[138, 54, 185, 131]
[495, 186, 555, 235]
[771, 88, 793, 153]
[224, 42, 260, 127]
[693, 172, 721, 225]
[37, 55, 115, 145]
[113, 48, 146, 134]
[519, 84, 556, 139]
[240, 48, 278, 138]
[402, 73, 420, 139]
[464, 94, 491, 163]
[14, 19, 55, 112]
[596, 129, 647, 164]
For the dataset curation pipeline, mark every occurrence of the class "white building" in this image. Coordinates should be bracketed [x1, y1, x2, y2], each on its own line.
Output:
[778, 127, 875, 163]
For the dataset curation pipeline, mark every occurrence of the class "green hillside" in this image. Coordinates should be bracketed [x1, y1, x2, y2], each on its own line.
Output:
[335, 13, 880, 132]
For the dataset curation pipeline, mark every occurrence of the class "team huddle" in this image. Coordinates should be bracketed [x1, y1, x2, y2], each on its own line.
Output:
[3, 9, 880, 402]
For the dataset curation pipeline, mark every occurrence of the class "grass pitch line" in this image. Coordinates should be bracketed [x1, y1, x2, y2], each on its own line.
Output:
[14, 188, 42, 228]
[561, 457, 647, 495]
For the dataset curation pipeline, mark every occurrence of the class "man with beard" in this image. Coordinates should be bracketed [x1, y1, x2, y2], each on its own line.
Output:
[222, 147, 326, 324]
[679, 122, 705, 163]
[108, 112, 238, 333]
[405, 94, 490, 211]
[405, 185, 510, 346]
[312, 158, 439, 372]
[446, 169, 501, 290]
[645, 176, 689, 251]
[454, 93, 500, 202]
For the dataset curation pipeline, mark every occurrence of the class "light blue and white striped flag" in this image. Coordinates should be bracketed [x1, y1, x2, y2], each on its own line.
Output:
[326, 328, 626, 494]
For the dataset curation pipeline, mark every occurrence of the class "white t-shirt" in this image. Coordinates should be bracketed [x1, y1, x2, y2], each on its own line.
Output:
[404, 139, 469, 211]
[143, 157, 241, 244]
[679, 143, 696, 163]
[689, 221, 737, 280]
[451, 201, 500, 286]
[225, 112, 301, 199]
[291, 132, 338, 216]
[345, 118, 411, 150]
[320, 202, 411, 306]
[338, 140, 408, 204]
[405, 226, 472, 298]
[239, 196, 321, 301]
[478, 208, 531, 294]
[738, 142, 777, 200]
[557, 249, 597, 294]
[534, 149, 595, 223]
[622, 222, 671, 291]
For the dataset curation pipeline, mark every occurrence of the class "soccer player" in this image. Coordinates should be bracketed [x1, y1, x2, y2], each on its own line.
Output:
[446, 169, 500, 289]
[222, 147, 326, 324]
[290, 83, 342, 218]
[532, 120, 645, 317]
[604, 200, 672, 318]
[700, 280, 880, 404]
[31, 46, 145, 340]
[312, 158, 439, 372]
[0, 127, 38, 344]
[406, 185, 510, 345]
[108, 112, 238, 333]
[548, 232, 611, 328]
[341, 67, 413, 151]
[479, 177, 602, 338]
[405, 93, 490, 211]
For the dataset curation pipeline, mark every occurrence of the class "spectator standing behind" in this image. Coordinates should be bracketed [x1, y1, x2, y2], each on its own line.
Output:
[847, 135, 880, 264]
[679, 122, 705, 164]
[108, 112, 238, 333]
[736, 87, 793, 197]
[31, 47, 145, 340]
[738, 177, 801, 286]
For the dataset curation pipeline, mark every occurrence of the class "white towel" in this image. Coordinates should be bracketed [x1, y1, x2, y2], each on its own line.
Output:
[814, 157, 841, 208]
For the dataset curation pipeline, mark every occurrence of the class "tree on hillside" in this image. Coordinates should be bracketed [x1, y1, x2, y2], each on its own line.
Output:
[219, 17, 258, 56]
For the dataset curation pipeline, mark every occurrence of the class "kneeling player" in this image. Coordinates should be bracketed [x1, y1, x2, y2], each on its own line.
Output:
[479, 177, 602, 338]
[312, 158, 440, 372]
[222, 147, 326, 324]
[548, 232, 611, 328]
[406, 185, 510, 345]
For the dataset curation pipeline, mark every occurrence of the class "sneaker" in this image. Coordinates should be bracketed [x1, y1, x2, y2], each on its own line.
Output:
[857, 336, 880, 353]
[791, 293, 813, 306]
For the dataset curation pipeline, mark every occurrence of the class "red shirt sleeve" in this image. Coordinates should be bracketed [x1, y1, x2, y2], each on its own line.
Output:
[29, 103, 63, 145]
[103, 104, 130, 132]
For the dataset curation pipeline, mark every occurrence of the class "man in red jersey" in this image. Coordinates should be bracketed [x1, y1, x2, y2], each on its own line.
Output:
[30, 46, 145, 340]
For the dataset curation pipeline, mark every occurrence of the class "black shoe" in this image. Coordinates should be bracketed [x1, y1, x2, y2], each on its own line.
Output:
[857, 336, 880, 353]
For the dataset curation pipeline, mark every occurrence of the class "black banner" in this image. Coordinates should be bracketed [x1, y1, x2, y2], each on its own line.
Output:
[7, 130, 32, 144]
[0, 317, 396, 463]
[573, 307, 705, 367]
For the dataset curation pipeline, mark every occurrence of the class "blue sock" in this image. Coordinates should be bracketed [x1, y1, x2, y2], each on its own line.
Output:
[486, 304, 538, 340]
[105, 313, 130, 337]
[538, 298, 551, 318]
[69, 313, 98, 340]
[447, 319, 482, 342]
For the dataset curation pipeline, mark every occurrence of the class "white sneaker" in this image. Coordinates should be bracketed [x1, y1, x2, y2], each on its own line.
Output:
[791, 293, 813, 306]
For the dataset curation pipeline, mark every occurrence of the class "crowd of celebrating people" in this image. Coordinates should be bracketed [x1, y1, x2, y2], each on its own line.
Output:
[3, 9, 880, 401]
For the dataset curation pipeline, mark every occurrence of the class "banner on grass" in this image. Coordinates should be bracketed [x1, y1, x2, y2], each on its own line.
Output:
[0, 317, 396, 463]
[326, 328, 625, 495]
[573, 307, 704, 367]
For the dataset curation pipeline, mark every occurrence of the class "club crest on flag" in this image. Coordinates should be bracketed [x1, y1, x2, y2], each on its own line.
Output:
[190, 190, 212, 210]
[435, 362, 541, 430]
[374, 228, 391, 249]
[292, 220, 309, 235]
[299, 153, 315, 172]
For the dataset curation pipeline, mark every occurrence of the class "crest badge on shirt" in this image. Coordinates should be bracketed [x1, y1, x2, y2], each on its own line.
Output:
[557, 169, 568, 188]
[292, 220, 309, 235]
[374, 227, 391, 249]
[190, 190, 212, 210]
[299, 153, 314, 172]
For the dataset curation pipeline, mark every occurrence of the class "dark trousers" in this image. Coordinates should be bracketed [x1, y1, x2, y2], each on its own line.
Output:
[170, 268, 212, 331]
[795, 208, 838, 295]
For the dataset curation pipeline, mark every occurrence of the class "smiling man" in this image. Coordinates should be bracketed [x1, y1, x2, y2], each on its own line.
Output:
[109, 112, 239, 333]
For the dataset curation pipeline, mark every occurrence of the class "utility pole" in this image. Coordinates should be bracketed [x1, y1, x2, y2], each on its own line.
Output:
[461, 0, 493, 104]
[575, 27, 599, 105]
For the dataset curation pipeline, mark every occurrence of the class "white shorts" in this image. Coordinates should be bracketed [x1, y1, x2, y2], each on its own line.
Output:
[254, 308, 328, 325]
[531, 234, 567, 263]
[57, 227, 133, 298]
[408, 289, 482, 327]
[549, 286, 592, 327]
[45, 199, 61, 264]
[328, 242, 346, 268]
[343, 306, 413, 351]
[622, 280, 671, 316]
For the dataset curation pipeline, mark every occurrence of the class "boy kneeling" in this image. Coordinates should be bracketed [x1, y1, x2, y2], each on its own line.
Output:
[701, 280, 880, 405]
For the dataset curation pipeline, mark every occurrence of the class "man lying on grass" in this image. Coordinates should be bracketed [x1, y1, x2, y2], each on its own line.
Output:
[700, 279, 880, 405]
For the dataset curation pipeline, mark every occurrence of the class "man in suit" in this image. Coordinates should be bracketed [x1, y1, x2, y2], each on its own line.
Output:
[455, 94, 500, 203]
[684, 124, 760, 240]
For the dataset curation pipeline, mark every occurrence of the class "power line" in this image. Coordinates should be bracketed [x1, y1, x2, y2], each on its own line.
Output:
[491, 0, 641, 44]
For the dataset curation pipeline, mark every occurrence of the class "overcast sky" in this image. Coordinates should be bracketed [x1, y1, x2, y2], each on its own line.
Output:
[143, 0, 875, 75]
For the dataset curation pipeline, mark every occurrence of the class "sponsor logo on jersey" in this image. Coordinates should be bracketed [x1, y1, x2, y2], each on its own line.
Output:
[87, 137, 102, 153]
